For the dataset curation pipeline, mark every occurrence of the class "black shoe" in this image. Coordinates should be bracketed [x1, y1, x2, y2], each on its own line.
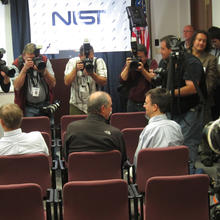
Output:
[201, 158, 213, 167]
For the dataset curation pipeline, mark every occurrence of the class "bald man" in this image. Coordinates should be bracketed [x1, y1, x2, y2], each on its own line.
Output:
[64, 91, 127, 163]
[183, 25, 195, 49]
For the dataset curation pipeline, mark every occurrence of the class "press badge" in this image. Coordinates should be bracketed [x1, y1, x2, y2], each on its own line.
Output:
[32, 87, 40, 97]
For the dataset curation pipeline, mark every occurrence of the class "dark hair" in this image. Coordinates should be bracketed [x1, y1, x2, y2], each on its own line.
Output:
[160, 35, 176, 49]
[79, 44, 94, 56]
[0, 103, 23, 130]
[208, 26, 220, 40]
[145, 88, 171, 113]
[137, 44, 148, 56]
[87, 91, 110, 114]
[189, 30, 212, 53]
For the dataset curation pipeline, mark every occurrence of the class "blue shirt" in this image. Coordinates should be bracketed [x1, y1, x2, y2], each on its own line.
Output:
[134, 114, 184, 166]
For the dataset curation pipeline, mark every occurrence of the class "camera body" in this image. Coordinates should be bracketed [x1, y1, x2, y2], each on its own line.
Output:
[32, 56, 46, 71]
[82, 41, 94, 74]
[130, 38, 141, 71]
[0, 48, 15, 78]
[151, 68, 168, 88]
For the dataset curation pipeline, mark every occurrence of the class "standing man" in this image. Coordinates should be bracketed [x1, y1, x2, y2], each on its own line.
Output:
[158, 35, 204, 173]
[183, 25, 195, 49]
[13, 43, 56, 117]
[64, 91, 126, 163]
[134, 88, 183, 166]
[120, 44, 157, 112]
[64, 42, 107, 115]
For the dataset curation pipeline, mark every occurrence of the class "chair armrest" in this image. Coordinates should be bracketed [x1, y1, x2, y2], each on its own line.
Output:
[45, 188, 54, 220]
[130, 184, 143, 220]
[58, 159, 68, 187]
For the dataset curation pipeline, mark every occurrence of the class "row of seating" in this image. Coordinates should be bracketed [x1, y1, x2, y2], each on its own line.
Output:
[1, 114, 211, 219]
[0, 152, 210, 220]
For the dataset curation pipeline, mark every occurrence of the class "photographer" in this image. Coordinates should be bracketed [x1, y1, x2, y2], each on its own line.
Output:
[158, 35, 205, 174]
[0, 71, 10, 92]
[64, 42, 107, 115]
[13, 43, 56, 117]
[120, 44, 157, 112]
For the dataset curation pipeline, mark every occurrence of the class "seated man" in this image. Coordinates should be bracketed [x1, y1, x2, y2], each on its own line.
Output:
[0, 103, 48, 155]
[134, 88, 184, 166]
[64, 91, 127, 163]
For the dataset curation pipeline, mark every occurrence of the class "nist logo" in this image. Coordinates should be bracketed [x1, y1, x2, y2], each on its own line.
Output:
[52, 10, 105, 25]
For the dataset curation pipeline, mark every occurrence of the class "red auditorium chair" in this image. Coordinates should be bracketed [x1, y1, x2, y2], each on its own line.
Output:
[121, 127, 144, 183]
[132, 146, 189, 218]
[61, 150, 122, 186]
[62, 179, 130, 220]
[0, 153, 56, 197]
[0, 183, 52, 220]
[144, 175, 209, 220]
[21, 116, 51, 135]
[41, 131, 53, 167]
[110, 111, 147, 130]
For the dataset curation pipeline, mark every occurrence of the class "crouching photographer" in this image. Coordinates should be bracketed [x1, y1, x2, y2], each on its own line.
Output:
[155, 35, 206, 174]
[119, 41, 158, 112]
[0, 48, 15, 92]
[13, 43, 56, 117]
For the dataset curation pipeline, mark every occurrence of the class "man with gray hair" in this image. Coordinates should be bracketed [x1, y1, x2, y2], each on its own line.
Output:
[0, 103, 48, 155]
[64, 91, 126, 162]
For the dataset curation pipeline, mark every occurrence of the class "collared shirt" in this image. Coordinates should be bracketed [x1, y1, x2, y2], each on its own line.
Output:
[64, 57, 107, 113]
[134, 114, 184, 166]
[0, 128, 49, 155]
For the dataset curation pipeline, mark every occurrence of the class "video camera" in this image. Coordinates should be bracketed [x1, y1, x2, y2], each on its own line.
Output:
[40, 100, 60, 117]
[169, 36, 185, 60]
[151, 67, 168, 88]
[0, 48, 15, 78]
[129, 37, 141, 71]
[82, 39, 94, 74]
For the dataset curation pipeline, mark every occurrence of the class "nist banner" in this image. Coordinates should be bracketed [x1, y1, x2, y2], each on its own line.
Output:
[28, 0, 131, 53]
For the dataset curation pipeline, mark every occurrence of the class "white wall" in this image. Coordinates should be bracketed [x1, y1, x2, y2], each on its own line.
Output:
[212, 0, 220, 27]
[150, 0, 190, 62]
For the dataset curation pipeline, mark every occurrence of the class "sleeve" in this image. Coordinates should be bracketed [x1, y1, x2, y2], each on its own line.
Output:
[95, 58, 107, 77]
[64, 58, 77, 76]
[46, 59, 55, 76]
[205, 56, 218, 94]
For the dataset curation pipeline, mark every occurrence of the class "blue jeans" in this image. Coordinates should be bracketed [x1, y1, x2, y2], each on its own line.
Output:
[168, 109, 203, 174]
[127, 99, 145, 112]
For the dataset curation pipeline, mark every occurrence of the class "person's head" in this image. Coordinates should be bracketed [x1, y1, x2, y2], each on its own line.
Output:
[190, 30, 212, 53]
[183, 25, 194, 42]
[22, 43, 37, 61]
[208, 27, 220, 49]
[79, 44, 94, 60]
[137, 44, 148, 64]
[0, 104, 23, 131]
[160, 35, 174, 60]
[144, 88, 171, 118]
[87, 91, 112, 120]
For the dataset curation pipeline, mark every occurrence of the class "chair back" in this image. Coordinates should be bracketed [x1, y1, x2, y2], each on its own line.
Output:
[122, 127, 144, 164]
[145, 174, 209, 220]
[0, 183, 45, 220]
[68, 150, 122, 181]
[0, 154, 51, 197]
[136, 146, 189, 192]
[21, 116, 51, 136]
[110, 112, 147, 130]
[63, 179, 129, 220]
[60, 115, 87, 143]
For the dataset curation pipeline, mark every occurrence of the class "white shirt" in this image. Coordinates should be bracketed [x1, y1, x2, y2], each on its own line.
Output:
[0, 128, 49, 155]
[64, 57, 107, 113]
[134, 114, 184, 166]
